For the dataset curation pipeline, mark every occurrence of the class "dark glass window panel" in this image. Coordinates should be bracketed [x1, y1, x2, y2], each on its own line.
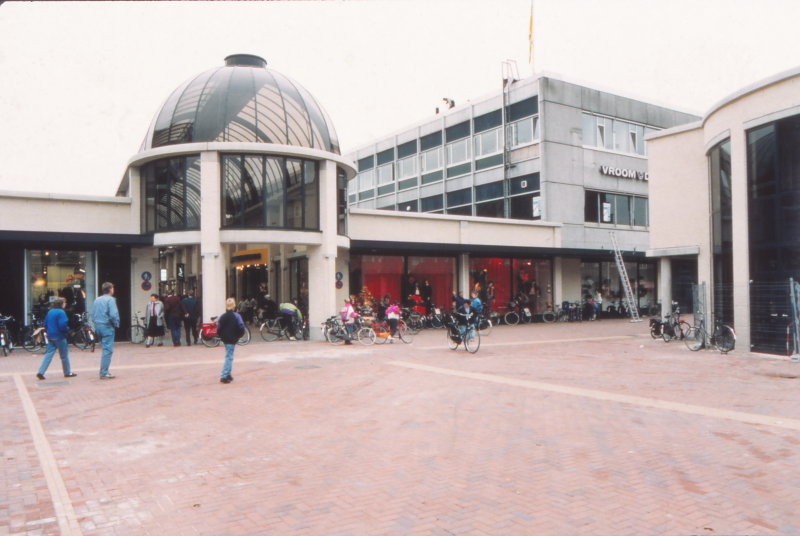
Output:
[473, 109, 502, 133]
[397, 140, 418, 159]
[508, 96, 539, 122]
[476, 181, 504, 202]
[398, 177, 418, 190]
[509, 193, 535, 220]
[421, 195, 444, 212]
[420, 131, 443, 151]
[270, 71, 312, 149]
[447, 188, 472, 207]
[185, 156, 201, 229]
[778, 115, 800, 192]
[616, 195, 631, 225]
[510, 173, 540, 195]
[633, 197, 647, 227]
[348, 194, 357, 204]
[338, 166, 347, 235]
[222, 67, 260, 143]
[398, 200, 418, 212]
[752, 247, 779, 274]
[445, 121, 471, 142]
[167, 159, 185, 229]
[154, 160, 170, 229]
[304, 161, 319, 230]
[747, 125, 777, 198]
[222, 155, 243, 227]
[475, 199, 504, 218]
[447, 205, 472, 216]
[600, 192, 616, 223]
[359, 190, 375, 201]
[286, 160, 304, 228]
[265, 157, 285, 227]
[750, 198, 776, 244]
[378, 184, 395, 196]
[377, 148, 395, 166]
[143, 164, 156, 232]
[781, 192, 800, 238]
[253, 69, 289, 145]
[585, 190, 599, 223]
[152, 76, 195, 147]
[447, 162, 472, 178]
[243, 156, 264, 227]
[475, 154, 504, 171]
[421, 170, 444, 185]
[377, 203, 396, 211]
[167, 69, 218, 145]
[358, 155, 374, 172]
[293, 81, 332, 151]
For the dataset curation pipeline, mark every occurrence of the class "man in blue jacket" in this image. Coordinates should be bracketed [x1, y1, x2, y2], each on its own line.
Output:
[91, 282, 120, 379]
[36, 298, 76, 380]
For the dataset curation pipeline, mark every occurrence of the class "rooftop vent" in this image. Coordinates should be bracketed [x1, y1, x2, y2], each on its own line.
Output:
[224, 54, 267, 68]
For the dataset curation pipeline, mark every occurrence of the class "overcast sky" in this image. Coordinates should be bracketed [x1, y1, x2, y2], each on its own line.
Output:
[2, 0, 800, 196]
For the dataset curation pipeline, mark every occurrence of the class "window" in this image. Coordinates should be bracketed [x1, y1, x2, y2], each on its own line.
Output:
[398, 199, 418, 212]
[357, 155, 374, 172]
[397, 139, 418, 159]
[475, 181, 504, 202]
[396, 156, 416, 180]
[475, 199, 504, 218]
[376, 148, 394, 166]
[376, 163, 394, 185]
[584, 189, 647, 226]
[474, 127, 503, 157]
[507, 117, 538, 148]
[447, 188, 472, 208]
[447, 138, 471, 165]
[143, 156, 202, 232]
[359, 169, 374, 191]
[583, 113, 654, 155]
[509, 193, 540, 220]
[420, 147, 443, 173]
[421, 194, 444, 212]
[420, 131, 443, 151]
[447, 205, 472, 216]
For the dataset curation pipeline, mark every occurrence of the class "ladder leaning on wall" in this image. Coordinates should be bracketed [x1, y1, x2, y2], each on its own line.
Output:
[609, 231, 642, 323]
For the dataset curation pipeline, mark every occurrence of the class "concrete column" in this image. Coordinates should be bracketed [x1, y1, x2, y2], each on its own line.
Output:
[729, 127, 750, 352]
[268, 245, 278, 300]
[458, 253, 470, 295]
[199, 151, 226, 322]
[658, 257, 672, 318]
[128, 166, 142, 234]
[553, 257, 563, 306]
[279, 245, 290, 303]
[307, 160, 339, 341]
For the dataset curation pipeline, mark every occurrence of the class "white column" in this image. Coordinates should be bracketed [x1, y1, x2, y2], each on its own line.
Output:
[279, 245, 290, 303]
[458, 253, 470, 295]
[307, 160, 339, 341]
[658, 257, 672, 318]
[553, 256, 563, 306]
[199, 151, 226, 322]
[729, 127, 750, 352]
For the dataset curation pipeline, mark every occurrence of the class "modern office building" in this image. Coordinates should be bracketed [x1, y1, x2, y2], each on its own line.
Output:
[0, 55, 699, 339]
[647, 66, 800, 355]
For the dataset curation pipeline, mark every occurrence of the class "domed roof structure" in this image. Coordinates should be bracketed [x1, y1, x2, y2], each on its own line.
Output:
[140, 54, 340, 154]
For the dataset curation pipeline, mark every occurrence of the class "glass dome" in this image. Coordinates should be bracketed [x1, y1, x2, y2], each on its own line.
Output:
[140, 55, 340, 154]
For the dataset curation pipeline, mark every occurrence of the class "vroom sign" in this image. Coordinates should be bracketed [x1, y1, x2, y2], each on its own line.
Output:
[600, 165, 648, 181]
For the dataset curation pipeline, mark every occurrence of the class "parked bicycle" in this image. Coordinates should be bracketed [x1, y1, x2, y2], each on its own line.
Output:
[445, 314, 480, 353]
[504, 299, 533, 325]
[127, 311, 147, 344]
[426, 305, 447, 329]
[260, 316, 300, 342]
[0, 315, 14, 356]
[201, 317, 250, 347]
[68, 312, 96, 352]
[542, 302, 563, 324]
[661, 302, 690, 342]
[684, 313, 736, 353]
[371, 317, 413, 344]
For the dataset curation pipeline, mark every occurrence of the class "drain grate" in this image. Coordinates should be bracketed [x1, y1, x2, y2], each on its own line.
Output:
[36, 381, 71, 387]
[294, 365, 320, 369]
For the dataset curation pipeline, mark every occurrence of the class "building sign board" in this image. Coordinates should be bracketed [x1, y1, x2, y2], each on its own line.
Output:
[602, 202, 612, 223]
[600, 165, 648, 181]
[177, 263, 185, 281]
[532, 197, 540, 218]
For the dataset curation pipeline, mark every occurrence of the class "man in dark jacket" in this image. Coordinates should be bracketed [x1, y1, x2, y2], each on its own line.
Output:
[163, 289, 188, 346]
[182, 290, 199, 345]
[36, 298, 76, 380]
[217, 298, 245, 384]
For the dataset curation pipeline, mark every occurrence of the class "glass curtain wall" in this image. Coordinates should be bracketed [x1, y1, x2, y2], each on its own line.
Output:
[581, 260, 656, 313]
[349, 255, 456, 310]
[221, 155, 319, 230]
[709, 140, 734, 325]
[469, 257, 552, 314]
[142, 156, 202, 233]
[27, 250, 96, 320]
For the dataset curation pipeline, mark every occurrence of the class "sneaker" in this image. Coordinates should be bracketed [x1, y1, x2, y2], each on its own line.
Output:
[157, 342, 163, 347]
[288, 336, 297, 341]
[36, 373, 45, 380]
[146, 343, 150, 348]
[388, 337, 395, 343]
[99, 373, 116, 380]
[64, 373, 77, 378]
[220, 376, 232, 384]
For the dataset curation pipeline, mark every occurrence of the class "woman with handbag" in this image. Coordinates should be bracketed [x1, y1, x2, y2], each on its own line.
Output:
[145, 293, 166, 348]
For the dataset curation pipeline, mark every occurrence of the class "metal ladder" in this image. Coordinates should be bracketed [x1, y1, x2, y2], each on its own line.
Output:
[609, 232, 642, 322]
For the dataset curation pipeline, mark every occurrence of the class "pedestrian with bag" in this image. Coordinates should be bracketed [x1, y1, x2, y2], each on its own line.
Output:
[217, 298, 245, 384]
[91, 282, 120, 379]
[163, 289, 189, 346]
[145, 293, 166, 348]
[35, 298, 76, 380]
[182, 290, 199, 345]
[385, 301, 401, 343]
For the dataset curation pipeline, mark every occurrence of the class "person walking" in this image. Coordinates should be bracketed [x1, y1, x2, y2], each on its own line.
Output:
[35, 298, 76, 380]
[91, 282, 120, 379]
[182, 290, 199, 345]
[385, 301, 401, 343]
[279, 298, 303, 341]
[163, 289, 188, 346]
[145, 293, 166, 348]
[217, 298, 245, 384]
[340, 298, 357, 345]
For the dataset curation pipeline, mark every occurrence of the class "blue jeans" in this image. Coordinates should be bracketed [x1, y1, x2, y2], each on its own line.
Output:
[221, 344, 235, 378]
[96, 324, 116, 376]
[168, 316, 182, 345]
[38, 338, 70, 376]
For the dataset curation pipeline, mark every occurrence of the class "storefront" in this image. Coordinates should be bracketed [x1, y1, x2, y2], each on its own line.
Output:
[580, 259, 656, 315]
[469, 257, 552, 314]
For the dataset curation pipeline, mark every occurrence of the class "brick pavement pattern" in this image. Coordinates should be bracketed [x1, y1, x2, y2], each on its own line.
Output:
[1, 319, 800, 535]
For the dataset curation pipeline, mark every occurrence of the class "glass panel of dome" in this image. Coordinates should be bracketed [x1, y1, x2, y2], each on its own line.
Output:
[152, 77, 193, 148]
[319, 102, 340, 154]
[286, 160, 304, 229]
[169, 69, 218, 145]
[222, 67, 259, 143]
[194, 68, 233, 144]
[253, 69, 288, 145]
[304, 161, 319, 230]
[265, 157, 285, 228]
[222, 156, 243, 227]
[243, 156, 264, 227]
[185, 156, 201, 229]
[294, 82, 331, 151]
[271, 72, 312, 148]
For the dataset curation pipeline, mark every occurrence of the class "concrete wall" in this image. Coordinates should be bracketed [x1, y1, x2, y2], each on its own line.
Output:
[0, 191, 136, 234]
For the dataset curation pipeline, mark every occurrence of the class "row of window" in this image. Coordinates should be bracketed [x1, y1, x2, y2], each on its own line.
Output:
[582, 113, 658, 156]
[584, 190, 648, 226]
[378, 192, 541, 220]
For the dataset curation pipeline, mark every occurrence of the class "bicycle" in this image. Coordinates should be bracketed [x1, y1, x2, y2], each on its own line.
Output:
[445, 315, 480, 354]
[69, 313, 96, 352]
[127, 311, 147, 344]
[427, 305, 447, 329]
[648, 300, 662, 317]
[402, 308, 425, 334]
[371, 318, 413, 344]
[661, 302, 689, 342]
[542, 302, 561, 324]
[200, 316, 250, 347]
[0, 315, 15, 356]
[504, 299, 527, 325]
[476, 310, 495, 336]
[260, 316, 300, 342]
[684, 313, 736, 353]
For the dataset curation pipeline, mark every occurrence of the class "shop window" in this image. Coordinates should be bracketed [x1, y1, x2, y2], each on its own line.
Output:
[27, 250, 96, 321]
[475, 199, 504, 218]
[407, 256, 456, 310]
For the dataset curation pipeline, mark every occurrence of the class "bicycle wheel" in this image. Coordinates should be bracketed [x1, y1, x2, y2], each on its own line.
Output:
[430, 315, 444, 329]
[374, 324, 389, 344]
[649, 305, 660, 317]
[714, 325, 736, 354]
[237, 325, 251, 346]
[447, 328, 459, 350]
[478, 317, 492, 336]
[684, 327, 704, 351]
[407, 315, 424, 334]
[329, 327, 347, 345]
[542, 310, 556, 323]
[464, 328, 481, 354]
[398, 322, 413, 343]
[72, 329, 88, 350]
[302, 323, 310, 341]
[357, 327, 376, 346]
[505, 312, 519, 325]
[201, 334, 219, 347]
[662, 324, 673, 343]
[521, 313, 532, 325]
[261, 322, 279, 342]
[650, 323, 662, 339]
[129, 325, 146, 344]
[675, 321, 691, 341]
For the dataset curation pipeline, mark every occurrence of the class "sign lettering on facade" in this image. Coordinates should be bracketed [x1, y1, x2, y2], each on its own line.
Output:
[600, 165, 648, 181]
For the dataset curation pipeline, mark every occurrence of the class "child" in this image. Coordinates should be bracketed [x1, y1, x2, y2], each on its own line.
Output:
[217, 298, 245, 384]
